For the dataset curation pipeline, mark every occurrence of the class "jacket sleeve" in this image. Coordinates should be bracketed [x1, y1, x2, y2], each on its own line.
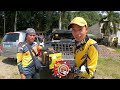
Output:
[16, 46, 24, 74]
[78, 43, 98, 78]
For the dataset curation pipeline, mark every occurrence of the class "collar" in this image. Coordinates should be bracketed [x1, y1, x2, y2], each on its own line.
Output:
[25, 41, 34, 46]
[75, 35, 89, 47]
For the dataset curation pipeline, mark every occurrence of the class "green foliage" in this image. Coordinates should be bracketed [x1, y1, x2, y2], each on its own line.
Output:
[69, 11, 101, 27]
[0, 11, 106, 35]
[112, 37, 118, 47]
[0, 38, 2, 43]
[100, 11, 120, 35]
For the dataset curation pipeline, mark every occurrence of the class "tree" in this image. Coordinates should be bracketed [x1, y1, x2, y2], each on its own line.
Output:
[0, 11, 102, 36]
[100, 11, 120, 35]
[67, 11, 101, 27]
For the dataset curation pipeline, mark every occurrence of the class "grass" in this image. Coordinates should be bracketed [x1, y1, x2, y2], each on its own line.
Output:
[114, 48, 120, 53]
[96, 57, 120, 79]
[110, 46, 120, 53]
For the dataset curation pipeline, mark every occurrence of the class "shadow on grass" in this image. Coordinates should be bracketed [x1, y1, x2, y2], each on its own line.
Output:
[2, 58, 17, 66]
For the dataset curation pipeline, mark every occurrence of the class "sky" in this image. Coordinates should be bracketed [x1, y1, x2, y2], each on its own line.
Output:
[100, 11, 120, 16]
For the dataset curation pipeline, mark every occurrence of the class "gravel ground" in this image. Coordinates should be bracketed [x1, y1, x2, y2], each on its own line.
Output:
[0, 45, 120, 79]
[98, 45, 120, 60]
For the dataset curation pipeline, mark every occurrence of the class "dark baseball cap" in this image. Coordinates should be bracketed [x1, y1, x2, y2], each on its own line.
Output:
[26, 28, 36, 35]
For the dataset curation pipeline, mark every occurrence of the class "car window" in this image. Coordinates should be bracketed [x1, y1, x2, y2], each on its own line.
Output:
[2, 33, 19, 42]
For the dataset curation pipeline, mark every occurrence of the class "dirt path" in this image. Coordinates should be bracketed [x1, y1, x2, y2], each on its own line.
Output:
[99, 45, 120, 60]
[0, 56, 20, 79]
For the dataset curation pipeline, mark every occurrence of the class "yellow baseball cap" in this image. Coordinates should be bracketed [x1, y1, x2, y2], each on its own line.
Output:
[68, 17, 87, 30]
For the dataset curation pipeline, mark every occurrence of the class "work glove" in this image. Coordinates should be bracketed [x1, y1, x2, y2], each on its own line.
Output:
[73, 67, 82, 74]
[70, 66, 81, 74]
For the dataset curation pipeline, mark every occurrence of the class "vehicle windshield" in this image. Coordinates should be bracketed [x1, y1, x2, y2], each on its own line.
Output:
[2, 33, 19, 42]
[53, 33, 74, 40]
[35, 37, 43, 42]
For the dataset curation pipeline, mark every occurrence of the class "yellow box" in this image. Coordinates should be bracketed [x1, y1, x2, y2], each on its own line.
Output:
[49, 53, 62, 69]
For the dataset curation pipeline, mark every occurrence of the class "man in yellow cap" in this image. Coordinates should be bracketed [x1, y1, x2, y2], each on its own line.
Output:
[68, 17, 99, 79]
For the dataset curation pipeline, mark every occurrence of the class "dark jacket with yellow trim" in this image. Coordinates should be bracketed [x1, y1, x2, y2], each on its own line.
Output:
[73, 35, 99, 79]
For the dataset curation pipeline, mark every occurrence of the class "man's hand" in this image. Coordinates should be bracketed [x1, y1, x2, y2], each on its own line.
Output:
[74, 67, 82, 74]
[71, 66, 81, 74]
[48, 47, 56, 52]
[20, 74, 26, 79]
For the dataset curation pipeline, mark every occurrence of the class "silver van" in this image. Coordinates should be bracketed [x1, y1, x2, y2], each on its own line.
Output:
[1, 30, 42, 59]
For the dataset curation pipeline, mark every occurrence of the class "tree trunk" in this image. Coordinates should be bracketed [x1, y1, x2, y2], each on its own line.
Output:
[14, 11, 17, 32]
[59, 11, 62, 30]
[3, 11, 5, 35]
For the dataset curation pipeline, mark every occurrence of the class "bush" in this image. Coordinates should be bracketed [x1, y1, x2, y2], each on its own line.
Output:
[0, 38, 2, 43]
[113, 37, 118, 47]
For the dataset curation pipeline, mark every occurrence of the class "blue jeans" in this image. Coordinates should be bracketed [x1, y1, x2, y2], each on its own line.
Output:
[25, 72, 40, 79]
[22, 65, 40, 79]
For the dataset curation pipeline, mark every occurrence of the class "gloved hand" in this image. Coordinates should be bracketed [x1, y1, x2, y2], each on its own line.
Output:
[47, 47, 56, 53]
[70, 66, 75, 73]
[74, 67, 81, 74]
[71, 67, 81, 74]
